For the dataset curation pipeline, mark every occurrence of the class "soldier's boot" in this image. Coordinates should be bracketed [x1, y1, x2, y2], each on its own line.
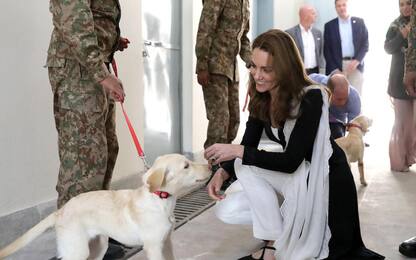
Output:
[103, 239, 126, 259]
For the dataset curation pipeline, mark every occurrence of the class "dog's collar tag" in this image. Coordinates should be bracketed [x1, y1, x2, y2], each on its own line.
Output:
[154, 191, 171, 199]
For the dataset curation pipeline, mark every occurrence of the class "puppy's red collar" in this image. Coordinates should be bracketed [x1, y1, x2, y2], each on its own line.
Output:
[346, 122, 364, 132]
[153, 191, 171, 199]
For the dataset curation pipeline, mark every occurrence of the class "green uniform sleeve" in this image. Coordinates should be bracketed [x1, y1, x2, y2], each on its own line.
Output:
[195, 0, 226, 73]
[58, 0, 110, 82]
[239, 19, 252, 65]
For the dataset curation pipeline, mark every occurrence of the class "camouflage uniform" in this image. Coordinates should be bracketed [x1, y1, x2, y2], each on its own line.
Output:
[195, 0, 251, 148]
[47, 0, 121, 208]
[407, 0, 416, 72]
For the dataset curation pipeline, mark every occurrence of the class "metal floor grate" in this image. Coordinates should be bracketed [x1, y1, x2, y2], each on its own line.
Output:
[173, 186, 215, 229]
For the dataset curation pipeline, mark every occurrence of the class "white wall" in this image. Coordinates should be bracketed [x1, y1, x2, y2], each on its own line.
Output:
[0, 1, 144, 217]
[0, 1, 57, 217]
[306, 0, 337, 31]
[274, 0, 304, 30]
[253, 0, 275, 37]
[182, 0, 208, 156]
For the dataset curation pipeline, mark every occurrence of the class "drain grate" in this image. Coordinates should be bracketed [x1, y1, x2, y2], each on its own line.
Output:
[173, 186, 215, 229]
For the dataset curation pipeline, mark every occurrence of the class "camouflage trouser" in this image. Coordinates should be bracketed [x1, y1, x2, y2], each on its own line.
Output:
[202, 74, 240, 148]
[48, 59, 118, 208]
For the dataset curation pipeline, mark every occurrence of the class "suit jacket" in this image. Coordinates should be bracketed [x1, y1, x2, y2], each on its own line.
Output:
[286, 25, 324, 70]
[323, 16, 368, 74]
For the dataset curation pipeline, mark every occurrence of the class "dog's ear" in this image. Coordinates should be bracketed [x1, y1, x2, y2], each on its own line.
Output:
[146, 168, 166, 192]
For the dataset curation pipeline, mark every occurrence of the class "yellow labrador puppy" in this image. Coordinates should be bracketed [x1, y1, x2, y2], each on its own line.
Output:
[0, 154, 210, 260]
[335, 115, 372, 186]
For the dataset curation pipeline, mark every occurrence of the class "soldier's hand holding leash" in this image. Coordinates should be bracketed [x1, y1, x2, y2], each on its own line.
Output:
[197, 70, 210, 86]
[99, 36, 130, 102]
[118, 37, 130, 52]
[100, 72, 125, 102]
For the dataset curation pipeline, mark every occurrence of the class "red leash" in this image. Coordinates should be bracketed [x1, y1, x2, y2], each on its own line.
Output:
[111, 60, 150, 169]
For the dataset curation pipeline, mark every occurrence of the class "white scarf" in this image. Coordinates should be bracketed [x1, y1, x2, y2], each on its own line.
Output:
[273, 85, 332, 260]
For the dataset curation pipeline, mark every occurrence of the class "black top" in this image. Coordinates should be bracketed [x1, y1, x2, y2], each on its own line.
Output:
[221, 89, 347, 177]
[385, 20, 415, 100]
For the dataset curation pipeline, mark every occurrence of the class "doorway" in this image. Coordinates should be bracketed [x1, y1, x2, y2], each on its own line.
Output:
[141, 0, 182, 163]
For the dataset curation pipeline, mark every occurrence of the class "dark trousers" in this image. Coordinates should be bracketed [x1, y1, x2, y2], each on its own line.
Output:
[306, 66, 319, 75]
[330, 122, 346, 139]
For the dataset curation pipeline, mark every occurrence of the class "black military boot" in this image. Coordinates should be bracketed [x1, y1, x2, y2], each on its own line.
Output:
[103, 238, 126, 259]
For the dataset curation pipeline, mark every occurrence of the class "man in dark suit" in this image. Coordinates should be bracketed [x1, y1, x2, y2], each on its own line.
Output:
[286, 4, 324, 75]
[323, 0, 368, 95]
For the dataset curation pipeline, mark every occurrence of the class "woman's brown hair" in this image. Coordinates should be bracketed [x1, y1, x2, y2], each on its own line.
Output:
[248, 29, 315, 125]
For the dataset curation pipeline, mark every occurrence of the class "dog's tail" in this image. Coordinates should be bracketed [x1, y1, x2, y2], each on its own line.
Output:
[0, 211, 57, 259]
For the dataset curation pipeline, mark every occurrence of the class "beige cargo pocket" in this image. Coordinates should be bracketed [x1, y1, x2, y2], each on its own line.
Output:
[56, 92, 107, 148]
[46, 58, 67, 93]
[55, 91, 108, 166]
[59, 90, 105, 112]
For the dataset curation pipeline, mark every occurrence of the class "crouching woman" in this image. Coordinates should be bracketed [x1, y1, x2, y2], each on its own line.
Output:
[204, 29, 384, 260]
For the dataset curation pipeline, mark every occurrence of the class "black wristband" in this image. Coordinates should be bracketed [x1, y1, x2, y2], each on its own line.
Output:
[211, 164, 220, 173]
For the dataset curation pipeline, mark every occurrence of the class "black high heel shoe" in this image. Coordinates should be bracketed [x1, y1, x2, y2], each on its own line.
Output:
[238, 245, 276, 260]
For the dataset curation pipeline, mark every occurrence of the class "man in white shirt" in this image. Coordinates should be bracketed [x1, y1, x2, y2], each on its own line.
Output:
[286, 4, 324, 75]
[324, 0, 369, 95]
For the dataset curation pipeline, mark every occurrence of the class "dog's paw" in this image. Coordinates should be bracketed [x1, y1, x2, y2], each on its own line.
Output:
[360, 178, 368, 186]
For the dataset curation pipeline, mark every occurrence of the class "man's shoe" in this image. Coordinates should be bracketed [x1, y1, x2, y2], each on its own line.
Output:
[399, 236, 416, 258]
[103, 241, 126, 260]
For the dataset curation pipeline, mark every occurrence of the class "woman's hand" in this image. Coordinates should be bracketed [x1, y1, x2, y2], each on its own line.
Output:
[401, 23, 411, 39]
[204, 143, 244, 165]
[207, 168, 230, 200]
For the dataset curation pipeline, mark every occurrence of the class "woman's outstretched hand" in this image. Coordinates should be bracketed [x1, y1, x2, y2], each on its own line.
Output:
[207, 168, 229, 200]
[204, 143, 244, 165]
